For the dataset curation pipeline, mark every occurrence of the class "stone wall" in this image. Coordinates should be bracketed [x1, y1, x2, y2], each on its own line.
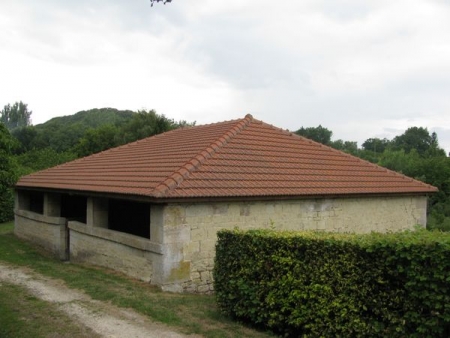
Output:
[162, 195, 428, 293]
[69, 221, 163, 283]
[14, 209, 68, 260]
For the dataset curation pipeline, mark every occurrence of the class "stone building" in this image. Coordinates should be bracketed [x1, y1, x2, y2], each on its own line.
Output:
[15, 114, 437, 293]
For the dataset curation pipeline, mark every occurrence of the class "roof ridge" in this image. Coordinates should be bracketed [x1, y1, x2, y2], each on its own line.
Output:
[152, 114, 254, 197]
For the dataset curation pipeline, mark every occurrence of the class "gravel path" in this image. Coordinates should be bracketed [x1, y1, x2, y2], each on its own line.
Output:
[0, 263, 201, 338]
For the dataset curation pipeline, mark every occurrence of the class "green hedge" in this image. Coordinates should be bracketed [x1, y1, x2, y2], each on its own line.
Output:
[214, 229, 450, 337]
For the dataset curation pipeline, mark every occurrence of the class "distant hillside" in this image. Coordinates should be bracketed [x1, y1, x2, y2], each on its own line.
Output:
[31, 108, 135, 152]
[37, 108, 134, 131]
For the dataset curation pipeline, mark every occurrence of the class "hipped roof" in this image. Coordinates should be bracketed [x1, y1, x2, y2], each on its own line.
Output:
[16, 114, 437, 200]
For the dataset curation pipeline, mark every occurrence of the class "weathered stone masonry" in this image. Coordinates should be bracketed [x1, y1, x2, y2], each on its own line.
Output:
[164, 196, 428, 293]
[15, 191, 69, 260]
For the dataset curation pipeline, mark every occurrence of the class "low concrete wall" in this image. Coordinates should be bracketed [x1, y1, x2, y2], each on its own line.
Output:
[69, 222, 163, 283]
[162, 195, 428, 293]
[14, 209, 68, 260]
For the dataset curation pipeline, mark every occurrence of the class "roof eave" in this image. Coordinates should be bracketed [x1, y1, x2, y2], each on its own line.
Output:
[15, 185, 436, 205]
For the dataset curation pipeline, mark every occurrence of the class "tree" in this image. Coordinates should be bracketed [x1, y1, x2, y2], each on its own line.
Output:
[118, 110, 178, 144]
[73, 110, 195, 157]
[30, 108, 135, 152]
[425, 132, 446, 158]
[0, 123, 18, 222]
[11, 126, 38, 154]
[391, 127, 433, 157]
[377, 149, 421, 177]
[294, 125, 333, 145]
[13, 148, 76, 175]
[74, 125, 121, 157]
[0, 101, 32, 131]
[330, 140, 358, 155]
[362, 138, 390, 153]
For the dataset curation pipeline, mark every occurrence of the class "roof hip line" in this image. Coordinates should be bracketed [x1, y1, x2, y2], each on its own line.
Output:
[152, 114, 254, 197]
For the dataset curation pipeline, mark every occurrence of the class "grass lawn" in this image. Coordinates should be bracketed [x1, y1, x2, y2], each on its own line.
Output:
[0, 221, 272, 338]
[0, 282, 100, 338]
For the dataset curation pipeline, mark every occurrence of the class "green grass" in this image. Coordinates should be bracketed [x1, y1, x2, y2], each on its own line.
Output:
[0, 221, 272, 338]
[0, 282, 99, 338]
[0, 221, 13, 234]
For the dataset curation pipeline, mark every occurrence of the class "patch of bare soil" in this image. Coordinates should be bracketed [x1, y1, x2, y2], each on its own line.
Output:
[0, 263, 202, 338]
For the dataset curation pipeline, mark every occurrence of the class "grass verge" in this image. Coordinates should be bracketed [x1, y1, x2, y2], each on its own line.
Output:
[0, 222, 272, 338]
[0, 282, 100, 338]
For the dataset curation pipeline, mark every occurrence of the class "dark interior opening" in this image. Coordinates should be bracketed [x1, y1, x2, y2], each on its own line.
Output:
[108, 199, 150, 239]
[61, 195, 87, 223]
[29, 192, 44, 214]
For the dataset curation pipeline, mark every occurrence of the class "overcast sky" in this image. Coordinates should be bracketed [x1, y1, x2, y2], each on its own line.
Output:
[1, 0, 449, 153]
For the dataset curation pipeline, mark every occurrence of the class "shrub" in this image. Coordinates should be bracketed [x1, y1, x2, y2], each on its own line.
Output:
[214, 229, 450, 337]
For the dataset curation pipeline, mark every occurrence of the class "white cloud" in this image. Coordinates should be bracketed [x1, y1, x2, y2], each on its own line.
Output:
[1, 0, 449, 154]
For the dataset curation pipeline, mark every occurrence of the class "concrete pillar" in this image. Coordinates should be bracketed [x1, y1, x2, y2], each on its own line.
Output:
[87, 197, 108, 228]
[150, 205, 163, 243]
[44, 193, 61, 217]
[152, 204, 190, 292]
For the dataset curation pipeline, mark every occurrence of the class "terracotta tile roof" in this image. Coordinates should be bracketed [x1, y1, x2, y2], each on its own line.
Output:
[16, 114, 437, 199]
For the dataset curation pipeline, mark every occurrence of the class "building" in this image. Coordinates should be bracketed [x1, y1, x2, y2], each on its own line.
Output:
[14, 114, 437, 292]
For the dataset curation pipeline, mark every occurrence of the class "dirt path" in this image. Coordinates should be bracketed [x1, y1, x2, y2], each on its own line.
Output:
[0, 263, 201, 338]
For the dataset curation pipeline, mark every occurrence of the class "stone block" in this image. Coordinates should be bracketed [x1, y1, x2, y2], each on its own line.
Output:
[200, 239, 217, 253]
[191, 228, 207, 242]
[184, 241, 200, 255]
[164, 205, 186, 226]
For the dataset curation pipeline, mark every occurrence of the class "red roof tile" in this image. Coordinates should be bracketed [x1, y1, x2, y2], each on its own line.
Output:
[16, 115, 437, 199]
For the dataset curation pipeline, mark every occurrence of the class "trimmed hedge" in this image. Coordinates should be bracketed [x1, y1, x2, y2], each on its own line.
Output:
[214, 229, 450, 337]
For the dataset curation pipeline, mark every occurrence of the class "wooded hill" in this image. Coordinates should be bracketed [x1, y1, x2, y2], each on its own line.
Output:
[14, 108, 135, 153]
[11, 107, 193, 160]
[1, 105, 449, 231]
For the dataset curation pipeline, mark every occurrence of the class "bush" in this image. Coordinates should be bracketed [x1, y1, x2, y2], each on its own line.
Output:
[0, 187, 14, 223]
[214, 229, 450, 337]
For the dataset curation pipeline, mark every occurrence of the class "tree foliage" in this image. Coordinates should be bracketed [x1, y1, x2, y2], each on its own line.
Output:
[28, 108, 135, 153]
[118, 110, 176, 144]
[0, 124, 17, 222]
[362, 138, 390, 153]
[11, 126, 38, 153]
[0, 101, 32, 131]
[390, 127, 444, 157]
[330, 139, 358, 155]
[295, 125, 333, 145]
[72, 109, 195, 157]
[13, 148, 76, 177]
[74, 125, 121, 157]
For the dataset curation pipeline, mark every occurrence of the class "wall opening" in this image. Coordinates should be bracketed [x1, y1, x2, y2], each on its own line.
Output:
[29, 191, 44, 214]
[61, 195, 87, 223]
[108, 199, 150, 239]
